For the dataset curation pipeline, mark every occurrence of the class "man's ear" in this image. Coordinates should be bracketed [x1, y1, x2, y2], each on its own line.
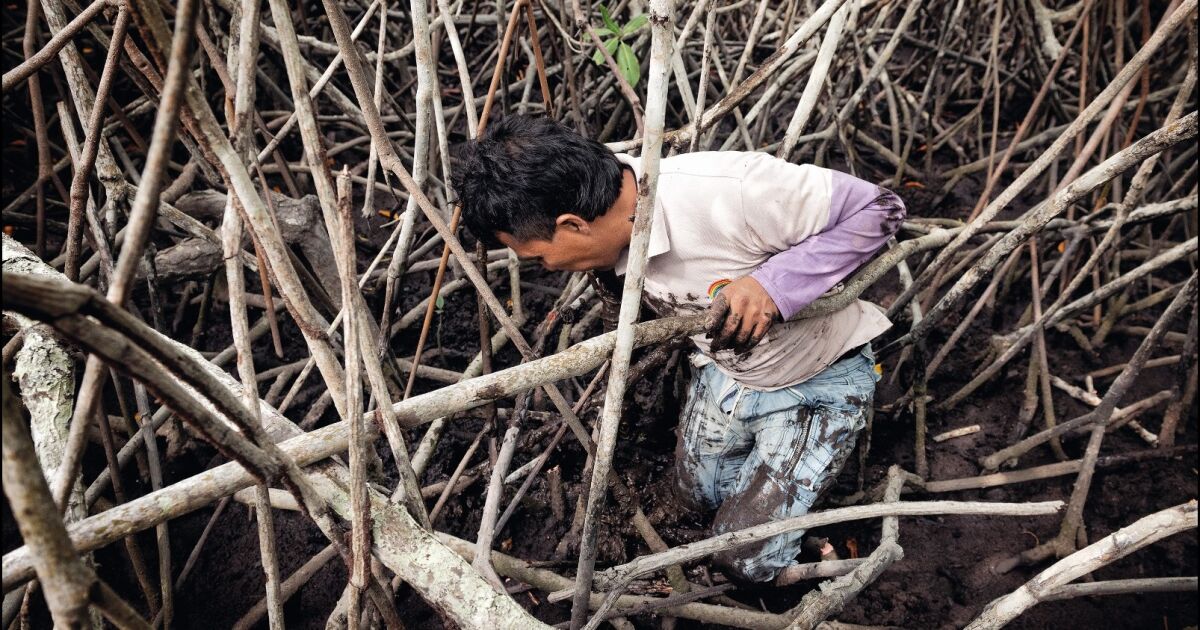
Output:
[555, 214, 592, 234]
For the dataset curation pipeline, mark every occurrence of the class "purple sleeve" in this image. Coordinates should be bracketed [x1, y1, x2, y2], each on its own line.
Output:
[749, 170, 906, 320]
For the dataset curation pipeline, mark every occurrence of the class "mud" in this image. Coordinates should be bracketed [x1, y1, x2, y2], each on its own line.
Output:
[872, 186, 907, 237]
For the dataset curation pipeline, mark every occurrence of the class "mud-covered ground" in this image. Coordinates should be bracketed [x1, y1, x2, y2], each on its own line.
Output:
[3, 166, 1196, 630]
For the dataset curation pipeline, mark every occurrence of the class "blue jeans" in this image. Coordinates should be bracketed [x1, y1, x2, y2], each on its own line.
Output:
[674, 346, 878, 582]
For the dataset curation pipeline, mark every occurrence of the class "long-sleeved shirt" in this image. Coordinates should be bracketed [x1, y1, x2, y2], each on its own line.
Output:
[613, 151, 905, 389]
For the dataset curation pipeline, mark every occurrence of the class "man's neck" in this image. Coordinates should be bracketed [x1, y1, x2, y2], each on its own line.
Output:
[596, 168, 640, 274]
[609, 168, 638, 249]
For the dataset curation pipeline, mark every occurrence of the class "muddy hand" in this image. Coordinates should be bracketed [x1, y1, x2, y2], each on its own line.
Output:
[705, 276, 780, 354]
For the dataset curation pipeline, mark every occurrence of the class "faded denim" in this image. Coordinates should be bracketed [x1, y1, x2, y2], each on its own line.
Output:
[674, 345, 878, 582]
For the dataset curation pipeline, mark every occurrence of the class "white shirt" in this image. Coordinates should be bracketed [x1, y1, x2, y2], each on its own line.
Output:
[613, 151, 893, 389]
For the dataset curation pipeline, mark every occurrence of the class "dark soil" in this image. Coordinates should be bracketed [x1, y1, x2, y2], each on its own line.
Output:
[8, 255, 1195, 630]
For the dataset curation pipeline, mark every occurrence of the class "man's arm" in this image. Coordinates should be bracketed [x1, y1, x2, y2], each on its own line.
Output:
[749, 170, 906, 321]
[709, 161, 905, 352]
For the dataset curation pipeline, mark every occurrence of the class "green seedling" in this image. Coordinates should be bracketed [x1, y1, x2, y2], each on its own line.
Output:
[589, 4, 647, 88]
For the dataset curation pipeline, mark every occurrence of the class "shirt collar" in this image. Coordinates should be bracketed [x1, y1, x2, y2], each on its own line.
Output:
[612, 153, 671, 276]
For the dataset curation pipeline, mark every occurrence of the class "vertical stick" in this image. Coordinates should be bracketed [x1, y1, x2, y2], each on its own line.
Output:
[128, 383, 173, 628]
[687, 2, 716, 154]
[569, 2, 675, 628]
[262, 0, 341, 274]
[1158, 305, 1198, 448]
[24, 0, 50, 257]
[524, 0, 554, 116]
[339, 169, 372, 628]
[360, 0, 388, 220]
[223, 0, 285, 626]
[472, 406, 520, 588]
[1028, 239, 1067, 460]
[92, 407, 160, 613]
[63, 6, 130, 281]
[380, 0, 435, 343]
[436, 0, 479, 134]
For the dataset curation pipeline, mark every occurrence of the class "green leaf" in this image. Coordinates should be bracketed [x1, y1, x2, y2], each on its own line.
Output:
[617, 42, 640, 87]
[623, 14, 648, 34]
[435, 294, 445, 311]
[594, 25, 618, 38]
[598, 4, 619, 32]
[591, 37, 620, 65]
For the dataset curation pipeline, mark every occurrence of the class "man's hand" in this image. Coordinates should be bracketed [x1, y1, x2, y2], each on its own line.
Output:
[706, 276, 780, 354]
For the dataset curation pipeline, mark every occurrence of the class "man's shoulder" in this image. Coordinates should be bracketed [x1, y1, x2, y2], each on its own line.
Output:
[659, 151, 827, 183]
[659, 150, 760, 177]
[615, 151, 745, 182]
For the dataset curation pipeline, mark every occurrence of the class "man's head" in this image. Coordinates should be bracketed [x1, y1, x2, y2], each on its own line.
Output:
[452, 115, 633, 272]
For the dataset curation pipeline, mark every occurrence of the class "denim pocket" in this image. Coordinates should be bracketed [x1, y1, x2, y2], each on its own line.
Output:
[782, 374, 871, 409]
[780, 369, 873, 434]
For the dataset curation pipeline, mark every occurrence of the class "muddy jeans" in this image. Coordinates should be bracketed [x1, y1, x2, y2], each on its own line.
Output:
[674, 345, 877, 582]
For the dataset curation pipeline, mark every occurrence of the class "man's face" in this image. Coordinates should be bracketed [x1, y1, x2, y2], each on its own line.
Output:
[497, 218, 621, 273]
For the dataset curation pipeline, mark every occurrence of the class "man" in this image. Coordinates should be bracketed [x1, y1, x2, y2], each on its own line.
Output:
[452, 115, 905, 583]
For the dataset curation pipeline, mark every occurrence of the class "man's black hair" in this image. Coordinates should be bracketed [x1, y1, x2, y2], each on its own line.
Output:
[452, 115, 626, 247]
